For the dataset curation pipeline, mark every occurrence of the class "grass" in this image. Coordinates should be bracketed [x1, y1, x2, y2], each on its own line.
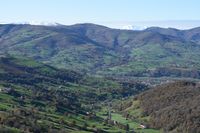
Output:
[111, 113, 160, 133]
[0, 126, 22, 133]
[0, 62, 143, 133]
[96, 107, 160, 133]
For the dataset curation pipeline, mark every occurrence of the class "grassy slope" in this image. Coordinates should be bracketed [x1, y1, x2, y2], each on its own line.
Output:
[96, 102, 160, 133]
[1, 24, 200, 81]
[0, 56, 151, 132]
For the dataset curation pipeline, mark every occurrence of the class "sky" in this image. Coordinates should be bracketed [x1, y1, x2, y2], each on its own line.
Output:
[1, 0, 200, 29]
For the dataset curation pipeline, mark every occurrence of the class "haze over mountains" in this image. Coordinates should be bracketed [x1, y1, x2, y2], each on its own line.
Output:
[2, 20, 200, 30]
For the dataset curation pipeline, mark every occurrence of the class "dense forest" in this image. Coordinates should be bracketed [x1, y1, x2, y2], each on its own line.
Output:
[120, 81, 200, 133]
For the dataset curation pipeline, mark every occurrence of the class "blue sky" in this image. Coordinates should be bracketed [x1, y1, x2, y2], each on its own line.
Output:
[1, 0, 200, 29]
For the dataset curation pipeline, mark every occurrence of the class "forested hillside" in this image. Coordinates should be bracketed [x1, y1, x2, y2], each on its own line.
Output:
[120, 81, 200, 133]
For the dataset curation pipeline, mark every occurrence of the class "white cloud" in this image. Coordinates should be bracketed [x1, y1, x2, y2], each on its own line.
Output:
[121, 25, 148, 30]
[0, 21, 62, 26]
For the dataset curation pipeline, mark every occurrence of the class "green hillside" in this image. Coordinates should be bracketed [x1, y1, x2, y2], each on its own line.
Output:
[0, 56, 152, 132]
[1, 24, 200, 80]
[118, 81, 200, 133]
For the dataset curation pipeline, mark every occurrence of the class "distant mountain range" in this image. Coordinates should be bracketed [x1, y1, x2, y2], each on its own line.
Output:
[1, 23, 200, 80]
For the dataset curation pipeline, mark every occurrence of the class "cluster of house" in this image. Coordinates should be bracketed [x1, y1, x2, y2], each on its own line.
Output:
[0, 87, 12, 93]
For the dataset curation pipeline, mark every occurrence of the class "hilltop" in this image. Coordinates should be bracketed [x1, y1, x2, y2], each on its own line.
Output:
[0, 24, 200, 81]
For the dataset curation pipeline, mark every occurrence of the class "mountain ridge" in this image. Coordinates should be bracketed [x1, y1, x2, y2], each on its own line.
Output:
[1, 23, 200, 81]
